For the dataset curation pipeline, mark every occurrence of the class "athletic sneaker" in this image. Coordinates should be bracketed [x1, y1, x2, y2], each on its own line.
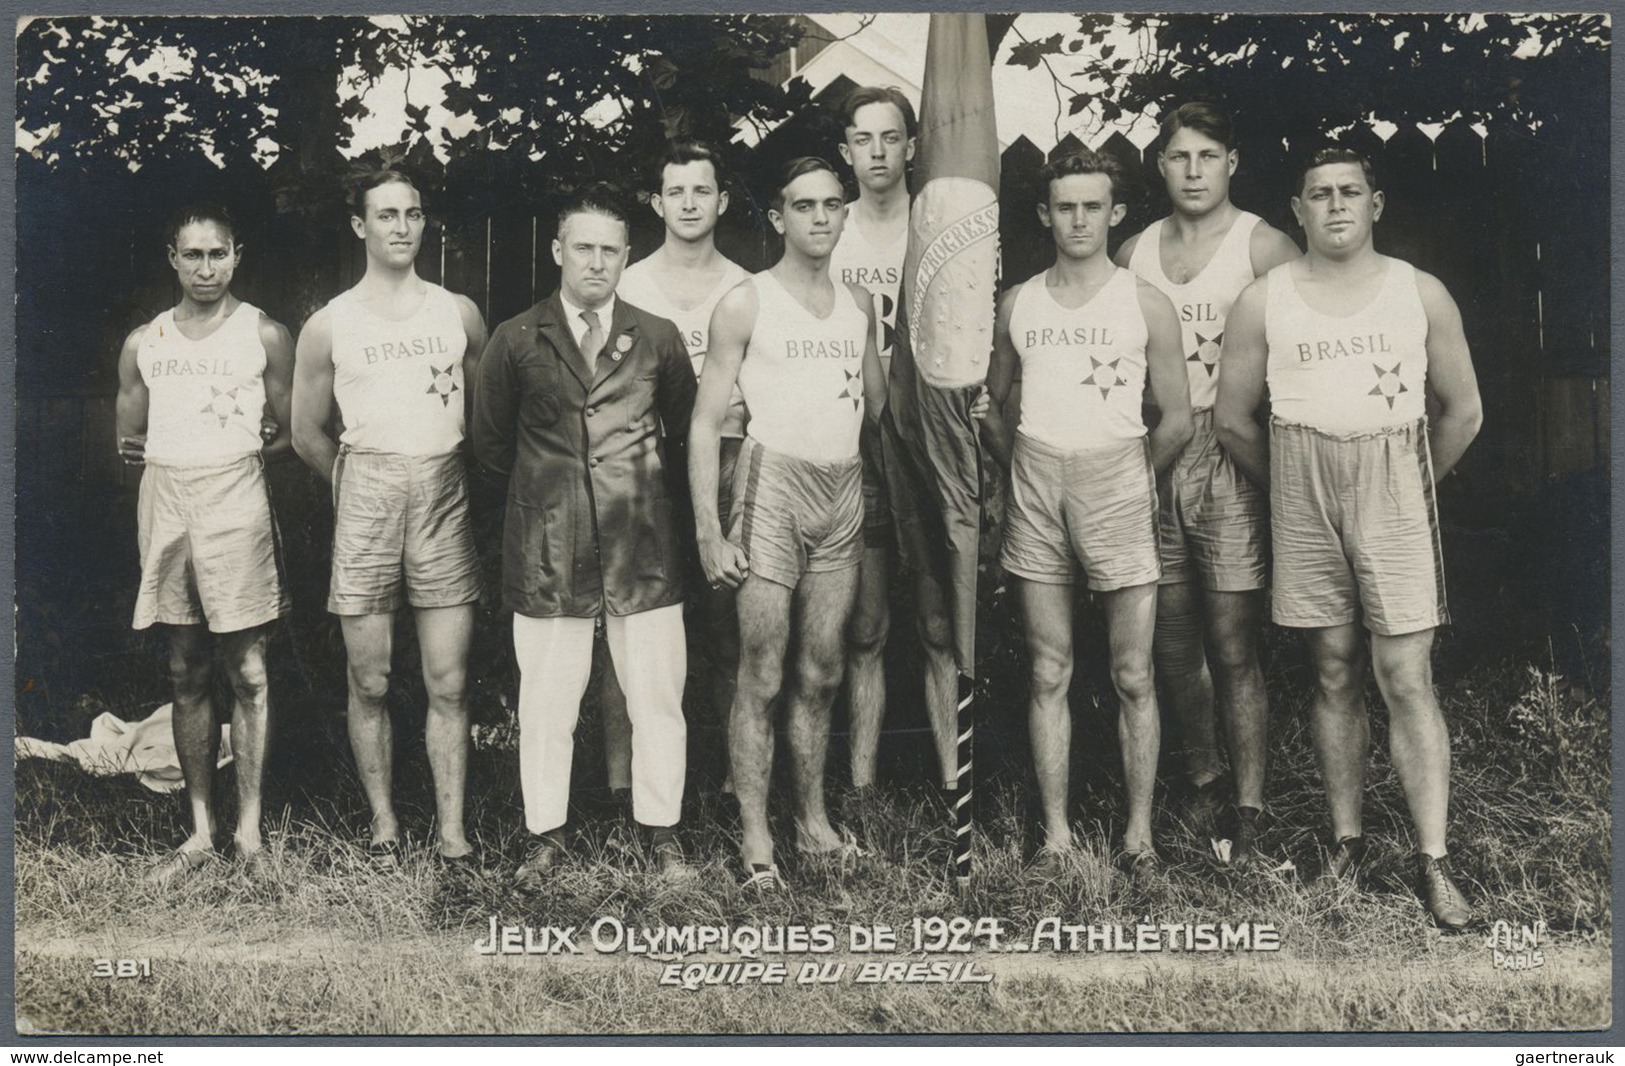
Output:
[1228, 806, 1262, 870]
[740, 862, 784, 892]
[1319, 835, 1368, 882]
[1416, 853, 1474, 931]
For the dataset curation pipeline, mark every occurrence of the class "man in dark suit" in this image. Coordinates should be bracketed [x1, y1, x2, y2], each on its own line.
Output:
[473, 183, 698, 887]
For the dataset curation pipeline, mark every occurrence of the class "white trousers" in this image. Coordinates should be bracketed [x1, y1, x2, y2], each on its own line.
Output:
[512, 605, 687, 833]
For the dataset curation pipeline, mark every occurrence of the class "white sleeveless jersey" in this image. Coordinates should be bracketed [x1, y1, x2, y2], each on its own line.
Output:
[738, 271, 869, 464]
[1010, 267, 1149, 450]
[619, 256, 750, 438]
[1127, 211, 1261, 409]
[330, 282, 468, 455]
[1265, 257, 1429, 435]
[138, 300, 268, 466]
[829, 205, 906, 382]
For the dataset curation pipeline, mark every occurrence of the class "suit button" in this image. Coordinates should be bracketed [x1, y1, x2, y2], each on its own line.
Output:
[587, 407, 597, 417]
[589, 456, 599, 467]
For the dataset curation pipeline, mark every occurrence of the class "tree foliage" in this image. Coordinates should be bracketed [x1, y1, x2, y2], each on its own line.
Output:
[1017, 13, 1609, 154]
[17, 14, 808, 216]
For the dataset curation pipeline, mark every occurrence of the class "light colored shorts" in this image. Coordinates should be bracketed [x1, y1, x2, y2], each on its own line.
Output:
[1158, 407, 1269, 591]
[134, 454, 289, 633]
[729, 436, 863, 589]
[1001, 432, 1161, 591]
[328, 447, 481, 616]
[1270, 418, 1448, 636]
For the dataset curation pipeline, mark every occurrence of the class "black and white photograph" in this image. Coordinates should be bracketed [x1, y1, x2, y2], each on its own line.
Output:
[10, 10, 1613, 1038]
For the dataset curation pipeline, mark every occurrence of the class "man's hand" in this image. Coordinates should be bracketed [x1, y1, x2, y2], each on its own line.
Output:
[969, 385, 991, 422]
[699, 535, 750, 590]
[118, 434, 147, 466]
[260, 413, 279, 446]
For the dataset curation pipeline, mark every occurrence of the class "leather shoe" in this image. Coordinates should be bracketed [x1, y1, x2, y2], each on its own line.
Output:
[514, 834, 564, 893]
[1417, 852, 1474, 931]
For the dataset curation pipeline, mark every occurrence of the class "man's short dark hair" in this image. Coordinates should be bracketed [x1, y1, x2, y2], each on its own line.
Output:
[1158, 100, 1237, 153]
[348, 168, 420, 219]
[1296, 147, 1379, 195]
[1037, 149, 1127, 208]
[770, 156, 840, 213]
[654, 140, 724, 192]
[557, 181, 630, 237]
[166, 202, 238, 249]
[841, 85, 918, 139]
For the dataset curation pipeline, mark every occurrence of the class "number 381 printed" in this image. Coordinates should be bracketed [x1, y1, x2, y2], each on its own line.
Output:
[92, 959, 152, 979]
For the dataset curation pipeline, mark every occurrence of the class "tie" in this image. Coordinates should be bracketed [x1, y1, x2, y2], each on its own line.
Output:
[579, 309, 605, 372]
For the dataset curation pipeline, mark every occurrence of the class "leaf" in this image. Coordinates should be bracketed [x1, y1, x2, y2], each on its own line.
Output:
[1008, 33, 1065, 70]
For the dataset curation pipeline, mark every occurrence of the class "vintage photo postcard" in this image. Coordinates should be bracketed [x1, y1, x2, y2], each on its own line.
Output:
[10, 10, 1612, 1038]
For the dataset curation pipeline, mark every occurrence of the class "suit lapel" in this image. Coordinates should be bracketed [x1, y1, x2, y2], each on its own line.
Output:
[591, 301, 641, 389]
[535, 293, 594, 390]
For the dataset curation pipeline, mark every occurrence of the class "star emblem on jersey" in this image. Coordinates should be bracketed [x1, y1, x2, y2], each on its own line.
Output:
[1369, 362, 1408, 409]
[1189, 332, 1222, 376]
[1083, 356, 1128, 399]
[427, 365, 459, 407]
[839, 369, 863, 410]
[201, 385, 244, 428]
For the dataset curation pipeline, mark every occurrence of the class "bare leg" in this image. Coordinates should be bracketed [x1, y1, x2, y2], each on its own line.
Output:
[1305, 624, 1368, 843]
[916, 570, 960, 790]
[1371, 629, 1449, 856]
[1153, 581, 1220, 786]
[340, 613, 398, 846]
[845, 544, 890, 788]
[732, 574, 792, 867]
[1206, 589, 1268, 811]
[787, 566, 861, 852]
[416, 604, 474, 858]
[601, 652, 633, 793]
[166, 624, 217, 852]
[1102, 582, 1160, 853]
[218, 625, 272, 855]
[1018, 579, 1075, 852]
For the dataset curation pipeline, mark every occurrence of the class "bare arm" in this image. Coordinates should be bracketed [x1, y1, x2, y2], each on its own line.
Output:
[1214, 278, 1271, 488]
[291, 306, 339, 482]
[1140, 280, 1193, 473]
[115, 326, 149, 466]
[258, 315, 295, 460]
[453, 294, 489, 431]
[690, 281, 755, 588]
[1418, 271, 1482, 479]
[851, 282, 887, 424]
[979, 287, 1022, 469]
[1249, 222, 1301, 277]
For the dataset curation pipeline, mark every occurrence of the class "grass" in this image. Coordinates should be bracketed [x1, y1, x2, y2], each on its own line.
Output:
[12, 612, 1612, 1036]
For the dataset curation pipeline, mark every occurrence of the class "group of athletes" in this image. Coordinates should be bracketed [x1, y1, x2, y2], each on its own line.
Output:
[114, 88, 1481, 931]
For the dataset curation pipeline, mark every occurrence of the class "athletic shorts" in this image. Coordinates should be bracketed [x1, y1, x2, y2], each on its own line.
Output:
[717, 435, 743, 535]
[1158, 407, 1268, 591]
[1269, 418, 1448, 636]
[328, 447, 481, 616]
[134, 454, 289, 633]
[1001, 432, 1161, 591]
[728, 436, 863, 589]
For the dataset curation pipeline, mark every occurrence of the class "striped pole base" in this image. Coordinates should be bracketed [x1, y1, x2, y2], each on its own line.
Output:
[952, 671, 975, 890]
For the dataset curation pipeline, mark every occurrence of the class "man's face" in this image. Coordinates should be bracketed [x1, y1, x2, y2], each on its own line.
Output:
[652, 160, 728, 244]
[351, 180, 425, 269]
[1158, 126, 1237, 217]
[168, 220, 240, 306]
[1292, 162, 1384, 256]
[839, 101, 915, 195]
[770, 169, 847, 260]
[553, 209, 629, 309]
[1038, 172, 1125, 262]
